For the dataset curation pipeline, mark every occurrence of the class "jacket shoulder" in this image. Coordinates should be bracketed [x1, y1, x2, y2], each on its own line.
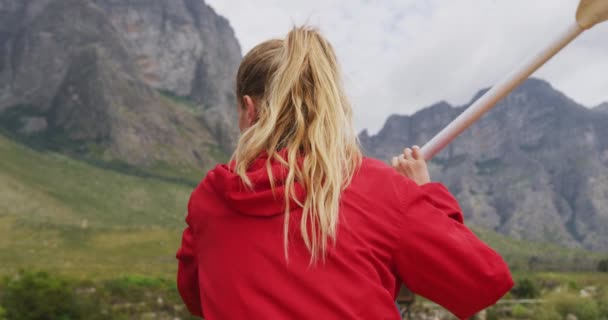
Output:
[358, 157, 401, 178]
[188, 164, 230, 212]
[351, 157, 414, 197]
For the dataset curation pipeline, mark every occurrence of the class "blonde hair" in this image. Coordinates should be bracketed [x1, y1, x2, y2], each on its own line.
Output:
[233, 26, 362, 263]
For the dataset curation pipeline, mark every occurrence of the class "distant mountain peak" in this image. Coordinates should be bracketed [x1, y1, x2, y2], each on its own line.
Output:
[429, 100, 453, 110]
[361, 78, 608, 253]
[594, 102, 608, 112]
[468, 78, 554, 105]
[518, 77, 553, 90]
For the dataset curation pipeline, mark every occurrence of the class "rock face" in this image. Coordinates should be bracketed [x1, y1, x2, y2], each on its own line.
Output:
[0, 0, 241, 169]
[91, 0, 241, 148]
[361, 79, 608, 252]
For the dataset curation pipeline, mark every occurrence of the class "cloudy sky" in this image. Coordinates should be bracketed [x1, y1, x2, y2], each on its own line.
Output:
[206, 0, 608, 134]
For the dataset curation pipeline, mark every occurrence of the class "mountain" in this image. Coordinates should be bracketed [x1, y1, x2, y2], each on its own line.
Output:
[361, 78, 608, 252]
[595, 102, 608, 113]
[0, 0, 241, 173]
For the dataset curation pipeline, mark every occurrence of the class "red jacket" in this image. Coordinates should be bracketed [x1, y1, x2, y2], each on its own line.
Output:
[177, 155, 513, 319]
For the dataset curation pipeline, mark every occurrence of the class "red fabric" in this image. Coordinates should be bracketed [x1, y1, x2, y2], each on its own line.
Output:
[176, 155, 513, 320]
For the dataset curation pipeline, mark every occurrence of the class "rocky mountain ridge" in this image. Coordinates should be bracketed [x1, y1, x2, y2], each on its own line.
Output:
[595, 102, 608, 113]
[361, 79, 608, 252]
[0, 0, 241, 171]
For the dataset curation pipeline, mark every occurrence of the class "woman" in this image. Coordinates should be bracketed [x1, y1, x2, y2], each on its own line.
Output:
[177, 26, 513, 320]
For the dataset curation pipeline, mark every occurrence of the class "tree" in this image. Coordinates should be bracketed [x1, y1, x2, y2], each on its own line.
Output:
[2, 270, 82, 320]
[511, 278, 540, 299]
[598, 259, 608, 272]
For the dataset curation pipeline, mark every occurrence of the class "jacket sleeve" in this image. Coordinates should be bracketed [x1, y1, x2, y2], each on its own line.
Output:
[176, 212, 204, 318]
[393, 181, 513, 319]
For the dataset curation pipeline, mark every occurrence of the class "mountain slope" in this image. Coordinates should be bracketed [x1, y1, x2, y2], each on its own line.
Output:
[0, 132, 194, 277]
[0, 0, 240, 172]
[361, 79, 608, 252]
[0, 134, 602, 277]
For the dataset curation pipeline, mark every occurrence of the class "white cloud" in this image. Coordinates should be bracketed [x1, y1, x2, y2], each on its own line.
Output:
[207, 0, 608, 133]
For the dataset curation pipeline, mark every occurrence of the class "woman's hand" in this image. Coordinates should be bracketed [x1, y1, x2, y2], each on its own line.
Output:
[391, 146, 431, 185]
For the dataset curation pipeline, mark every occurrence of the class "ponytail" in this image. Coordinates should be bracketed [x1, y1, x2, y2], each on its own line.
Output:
[234, 26, 361, 263]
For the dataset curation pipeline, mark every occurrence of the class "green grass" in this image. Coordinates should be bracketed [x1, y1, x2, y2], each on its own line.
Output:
[0, 133, 193, 278]
[473, 228, 604, 272]
[0, 134, 193, 228]
[158, 89, 200, 111]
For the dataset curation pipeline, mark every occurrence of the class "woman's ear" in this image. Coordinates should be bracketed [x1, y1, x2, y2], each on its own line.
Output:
[243, 95, 257, 126]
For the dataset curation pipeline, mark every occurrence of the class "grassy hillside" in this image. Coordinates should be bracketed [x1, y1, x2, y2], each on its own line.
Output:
[0, 133, 604, 279]
[473, 228, 604, 272]
[0, 133, 198, 278]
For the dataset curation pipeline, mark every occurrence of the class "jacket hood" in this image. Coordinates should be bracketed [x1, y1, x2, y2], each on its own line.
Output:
[205, 152, 305, 217]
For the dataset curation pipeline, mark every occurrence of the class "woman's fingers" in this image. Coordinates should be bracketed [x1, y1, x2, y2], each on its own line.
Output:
[403, 148, 413, 160]
[393, 155, 411, 173]
[412, 145, 422, 160]
[393, 146, 423, 171]
[393, 145, 431, 185]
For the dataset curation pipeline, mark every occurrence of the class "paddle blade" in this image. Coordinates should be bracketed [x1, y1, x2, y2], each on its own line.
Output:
[577, 0, 608, 29]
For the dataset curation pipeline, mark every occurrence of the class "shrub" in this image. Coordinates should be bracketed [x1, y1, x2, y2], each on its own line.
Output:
[567, 280, 579, 291]
[2, 270, 82, 320]
[512, 278, 540, 299]
[597, 289, 608, 318]
[539, 292, 600, 320]
[532, 308, 562, 320]
[598, 259, 608, 272]
[1, 271, 193, 320]
[511, 304, 532, 318]
[485, 307, 500, 320]
[0, 270, 114, 320]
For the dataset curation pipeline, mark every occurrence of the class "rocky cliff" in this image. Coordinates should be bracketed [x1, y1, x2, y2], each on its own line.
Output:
[0, 0, 241, 170]
[361, 79, 608, 252]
